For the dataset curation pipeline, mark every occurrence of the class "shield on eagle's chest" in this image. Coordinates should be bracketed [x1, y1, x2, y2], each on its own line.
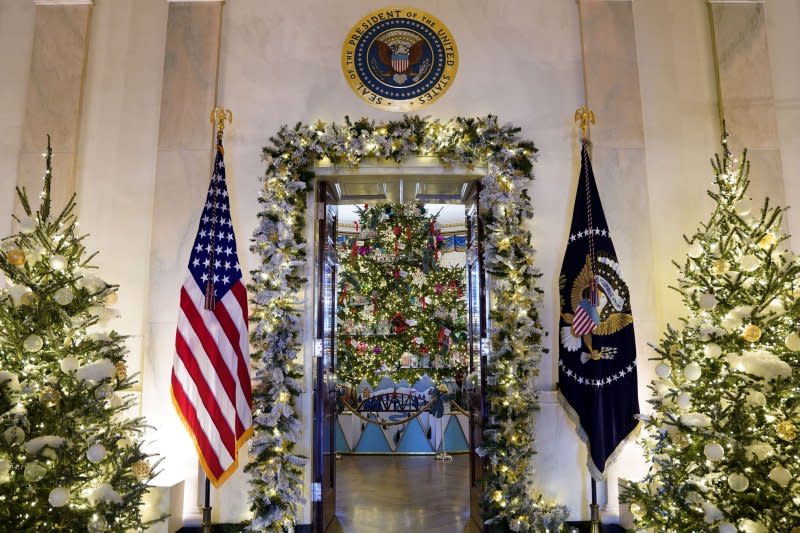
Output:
[392, 53, 409, 74]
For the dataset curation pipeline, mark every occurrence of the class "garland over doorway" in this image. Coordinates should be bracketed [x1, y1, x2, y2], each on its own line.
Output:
[247, 116, 568, 532]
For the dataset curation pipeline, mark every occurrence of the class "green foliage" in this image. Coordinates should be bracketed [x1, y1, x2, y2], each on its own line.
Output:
[0, 141, 161, 532]
[621, 133, 800, 531]
[336, 203, 467, 387]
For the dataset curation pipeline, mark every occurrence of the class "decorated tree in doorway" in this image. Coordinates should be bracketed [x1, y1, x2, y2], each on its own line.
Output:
[621, 132, 800, 531]
[0, 139, 160, 531]
[337, 202, 468, 387]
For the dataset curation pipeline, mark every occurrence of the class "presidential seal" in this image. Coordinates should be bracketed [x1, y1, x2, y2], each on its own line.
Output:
[342, 7, 458, 111]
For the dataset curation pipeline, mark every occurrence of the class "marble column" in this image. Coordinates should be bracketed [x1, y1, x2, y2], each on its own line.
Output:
[631, 0, 720, 324]
[0, 1, 35, 238]
[578, 0, 659, 521]
[15, 0, 92, 221]
[764, 0, 800, 245]
[144, 0, 224, 525]
[709, 1, 786, 209]
[74, 0, 168, 413]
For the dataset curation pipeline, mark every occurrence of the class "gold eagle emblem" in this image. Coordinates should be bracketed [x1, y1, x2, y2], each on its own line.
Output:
[561, 256, 633, 362]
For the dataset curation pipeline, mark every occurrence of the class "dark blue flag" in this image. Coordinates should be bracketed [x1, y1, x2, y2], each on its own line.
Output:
[558, 140, 640, 479]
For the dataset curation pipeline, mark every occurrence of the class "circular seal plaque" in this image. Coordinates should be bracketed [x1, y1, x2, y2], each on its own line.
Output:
[342, 7, 458, 111]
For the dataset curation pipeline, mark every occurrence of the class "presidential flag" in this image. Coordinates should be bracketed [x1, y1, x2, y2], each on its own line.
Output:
[558, 139, 639, 479]
[171, 135, 252, 487]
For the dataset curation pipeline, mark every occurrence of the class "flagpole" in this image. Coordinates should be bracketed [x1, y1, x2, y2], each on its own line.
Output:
[202, 476, 212, 533]
[575, 107, 602, 533]
[590, 477, 600, 533]
[198, 106, 232, 533]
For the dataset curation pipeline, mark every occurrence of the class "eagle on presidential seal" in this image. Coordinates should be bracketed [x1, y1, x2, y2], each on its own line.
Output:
[372, 29, 431, 85]
[560, 254, 634, 364]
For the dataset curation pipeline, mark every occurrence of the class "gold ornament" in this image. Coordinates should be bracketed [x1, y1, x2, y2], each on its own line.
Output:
[132, 459, 150, 480]
[777, 420, 797, 442]
[497, 238, 512, 252]
[498, 177, 513, 193]
[712, 259, 729, 275]
[115, 360, 127, 380]
[670, 431, 689, 449]
[758, 233, 777, 249]
[39, 386, 61, 407]
[6, 249, 25, 267]
[741, 324, 762, 343]
[104, 291, 118, 305]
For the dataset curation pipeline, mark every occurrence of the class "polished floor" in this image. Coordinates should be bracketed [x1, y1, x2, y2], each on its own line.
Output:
[329, 454, 480, 533]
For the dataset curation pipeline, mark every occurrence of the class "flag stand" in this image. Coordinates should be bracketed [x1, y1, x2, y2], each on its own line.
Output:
[590, 478, 601, 533]
[202, 476, 212, 533]
[575, 106, 603, 533]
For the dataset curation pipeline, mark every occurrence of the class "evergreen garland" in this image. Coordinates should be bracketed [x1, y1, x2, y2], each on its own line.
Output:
[248, 115, 567, 532]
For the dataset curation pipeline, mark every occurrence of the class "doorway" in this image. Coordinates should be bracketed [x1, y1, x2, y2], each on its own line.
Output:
[312, 170, 488, 533]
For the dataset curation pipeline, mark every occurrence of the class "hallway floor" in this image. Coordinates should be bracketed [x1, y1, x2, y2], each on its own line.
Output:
[329, 454, 479, 533]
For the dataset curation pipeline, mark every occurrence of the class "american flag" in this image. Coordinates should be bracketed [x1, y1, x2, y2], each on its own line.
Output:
[171, 136, 252, 487]
[572, 298, 600, 336]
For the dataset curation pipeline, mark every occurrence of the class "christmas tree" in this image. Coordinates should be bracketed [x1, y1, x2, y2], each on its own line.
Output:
[621, 132, 800, 531]
[0, 138, 160, 531]
[336, 203, 468, 387]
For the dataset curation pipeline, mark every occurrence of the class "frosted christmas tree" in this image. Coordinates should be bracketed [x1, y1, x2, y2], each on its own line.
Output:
[0, 138, 160, 531]
[622, 132, 800, 532]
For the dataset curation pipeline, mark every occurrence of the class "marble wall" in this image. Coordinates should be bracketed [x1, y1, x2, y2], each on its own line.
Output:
[1, 0, 799, 528]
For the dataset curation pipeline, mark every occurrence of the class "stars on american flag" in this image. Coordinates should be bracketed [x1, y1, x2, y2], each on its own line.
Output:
[558, 359, 636, 388]
[187, 159, 242, 299]
[568, 227, 609, 243]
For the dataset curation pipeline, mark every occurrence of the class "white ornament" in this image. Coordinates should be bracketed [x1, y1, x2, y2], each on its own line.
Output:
[702, 501, 723, 523]
[683, 362, 702, 381]
[86, 443, 107, 463]
[676, 392, 692, 410]
[48, 486, 70, 507]
[53, 287, 74, 306]
[699, 293, 718, 310]
[59, 357, 80, 374]
[735, 198, 753, 216]
[23, 334, 44, 353]
[704, 343, 722, 358]
[785, 332, 800, 352]
[739, 254, 759, 272]
[23, 461, 47, 482]
[768, 465, 791, 488]
[718, 523, 736, 533]
[703, 442, 724, 461]
[655, 362, 671, 379]
[50, 255, 67, 271]
[87, 514, 108, 533]
[116, 437, 132, 449]
[687, 242, 704, 259]
[727, 472, 749, 492]
[18, 217, 37, 234]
